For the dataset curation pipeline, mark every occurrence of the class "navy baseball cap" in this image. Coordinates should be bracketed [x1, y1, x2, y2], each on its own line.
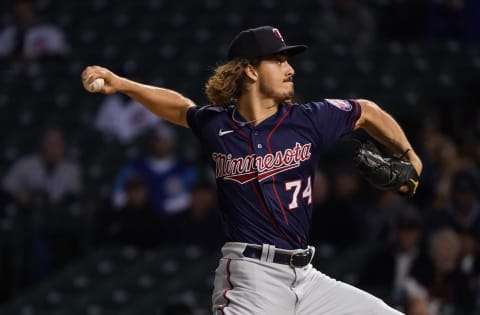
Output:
[227, 26, 307, 60]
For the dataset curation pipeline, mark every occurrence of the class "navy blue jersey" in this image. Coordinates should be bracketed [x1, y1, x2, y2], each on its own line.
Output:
[187, 100, 361, 249]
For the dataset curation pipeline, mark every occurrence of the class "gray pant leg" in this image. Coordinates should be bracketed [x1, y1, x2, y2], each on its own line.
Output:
[294, 265, 404, 315]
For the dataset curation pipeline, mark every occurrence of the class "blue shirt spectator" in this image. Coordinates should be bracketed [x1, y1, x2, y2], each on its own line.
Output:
[112, 124, 197, 218]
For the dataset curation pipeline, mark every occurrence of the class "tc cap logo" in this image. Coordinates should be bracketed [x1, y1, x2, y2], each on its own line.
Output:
[272, 28, 284, 42]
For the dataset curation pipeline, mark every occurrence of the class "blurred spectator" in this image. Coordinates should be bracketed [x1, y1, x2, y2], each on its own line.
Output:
[312, 168, 330, 207]
[425, 167, 480, 238]
[458, 230, 480, 273]
[431, 137, 463, 208]
[406, 228, 476, 314]
[358, 206, 423, 305]
[425, 0, 480, 43]
[376, 0, 429, 42]
[413, 118, 448, 209]
[94, 67, 162, 144]
[404, 295, 437, 315]
[112, 124, 197, 218]
[168, 181, 224, 251]
[363, 191, 408, 242]
[2, 126, 82, 207]
[1, 126, 83, 284]
[310, 166, 370, 248]
[309, 0, 375, 50]
[0, 0, 69, 61]
[456, 230, 480, 305]
[99, 175, 163, 250]
[419, 129, 474, 209]
[94, 94, 162, 144]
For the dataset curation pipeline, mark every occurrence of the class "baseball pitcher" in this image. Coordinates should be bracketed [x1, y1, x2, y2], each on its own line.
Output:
[82, 26, 422, 315]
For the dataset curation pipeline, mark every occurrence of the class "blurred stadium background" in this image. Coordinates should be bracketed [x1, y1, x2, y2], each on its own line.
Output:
[0, 0, 479, 314]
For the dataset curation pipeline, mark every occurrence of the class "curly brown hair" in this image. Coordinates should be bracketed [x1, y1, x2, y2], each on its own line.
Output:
[205, 58, 258, 107]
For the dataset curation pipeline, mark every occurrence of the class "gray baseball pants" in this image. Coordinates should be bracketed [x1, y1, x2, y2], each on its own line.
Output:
[212, 242, 404, 315]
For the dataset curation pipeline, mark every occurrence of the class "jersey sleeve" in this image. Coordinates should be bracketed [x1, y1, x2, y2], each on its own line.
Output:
[306, 99, 361, 147]
[186, 104, 224, 142]
[186, 106, 201, 134]
[187, 105, 207, 141]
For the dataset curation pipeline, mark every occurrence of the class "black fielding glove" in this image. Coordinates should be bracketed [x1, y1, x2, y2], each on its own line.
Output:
[353, 141, 419, 197]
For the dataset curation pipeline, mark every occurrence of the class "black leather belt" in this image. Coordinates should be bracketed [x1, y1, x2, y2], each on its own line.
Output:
[242, 245, 313, 268]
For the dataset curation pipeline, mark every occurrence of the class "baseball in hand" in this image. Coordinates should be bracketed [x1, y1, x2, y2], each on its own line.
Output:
[83, 77, 104, 92]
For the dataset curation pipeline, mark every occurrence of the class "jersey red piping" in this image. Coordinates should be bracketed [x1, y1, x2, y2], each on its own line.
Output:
[266, 105, 294, 226]
[219, 258, 232, 314]
[228, 118, 288, 240]
[350, 100, 361, 131]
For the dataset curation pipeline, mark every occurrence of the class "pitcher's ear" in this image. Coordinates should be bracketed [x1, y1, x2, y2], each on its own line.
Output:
[244, 64, 258, 81]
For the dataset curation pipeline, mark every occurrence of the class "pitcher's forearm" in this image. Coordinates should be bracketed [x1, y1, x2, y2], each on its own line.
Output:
[81, 66, 195, 127]
[118, 78, 194, 127]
